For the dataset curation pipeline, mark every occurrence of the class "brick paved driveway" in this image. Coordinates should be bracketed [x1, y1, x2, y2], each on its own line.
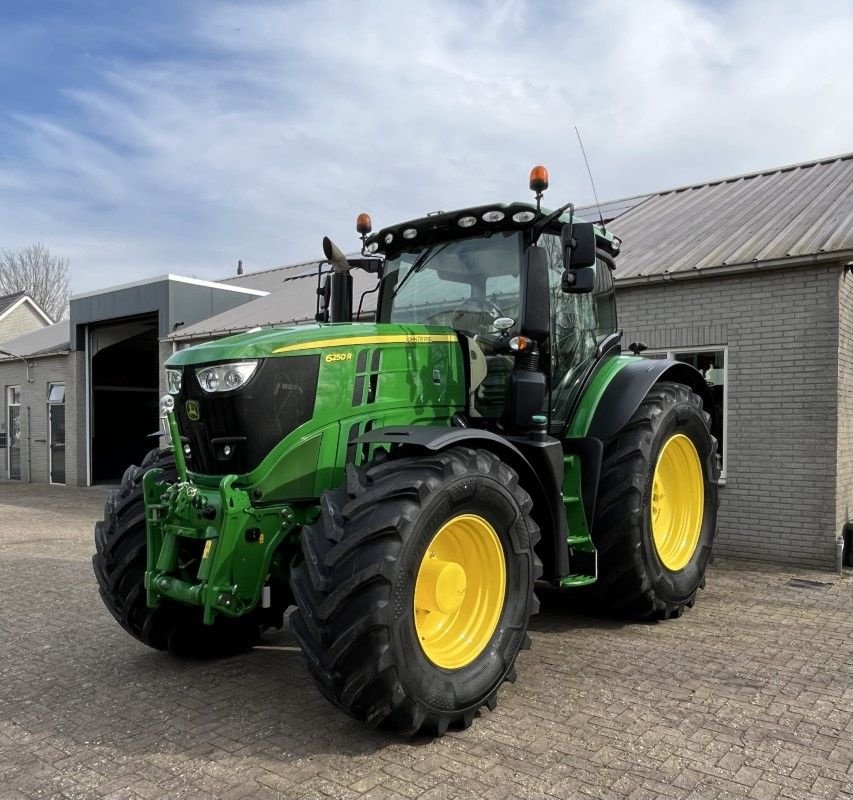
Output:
[1, 482, 851, 800]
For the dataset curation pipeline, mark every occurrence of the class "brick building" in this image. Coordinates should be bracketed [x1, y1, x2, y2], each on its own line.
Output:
[2, 153, 851, 571]
[0, 278, 263, 487]
[608, 155, 853, 569]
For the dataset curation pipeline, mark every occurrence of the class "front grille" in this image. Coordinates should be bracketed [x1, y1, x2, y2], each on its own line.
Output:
[175, 355, 320, 475]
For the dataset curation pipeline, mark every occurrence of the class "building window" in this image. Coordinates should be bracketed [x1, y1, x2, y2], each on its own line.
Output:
[642, 348, 728, 481]
[48, 384, 65, 404]
[7, 386, 21, 480]
[47, 383, 66, 485]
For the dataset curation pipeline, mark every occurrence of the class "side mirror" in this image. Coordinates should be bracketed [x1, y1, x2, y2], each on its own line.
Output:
[561, 266, 595, 294]
[561, 221, 596, 269]
[561, 221, 597, 294]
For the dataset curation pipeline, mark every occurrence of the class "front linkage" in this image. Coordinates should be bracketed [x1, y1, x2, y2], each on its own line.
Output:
[142, 399, 304, 626]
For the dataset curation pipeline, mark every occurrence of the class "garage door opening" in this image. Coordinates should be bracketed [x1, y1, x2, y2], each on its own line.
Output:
[90, 317, 159, 483]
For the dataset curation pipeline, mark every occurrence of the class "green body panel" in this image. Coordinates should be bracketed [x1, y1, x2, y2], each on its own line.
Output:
[565, 355, 636, 437]
[146, 323, 467, 615]
[167, 321, 458, 365]
[558, 355, 637, 586]
[559, 453, 597, 587]
[177, 323, 465, 495]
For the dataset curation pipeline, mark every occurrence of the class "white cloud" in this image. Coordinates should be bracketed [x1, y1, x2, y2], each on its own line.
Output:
[0, 0, 851, 292]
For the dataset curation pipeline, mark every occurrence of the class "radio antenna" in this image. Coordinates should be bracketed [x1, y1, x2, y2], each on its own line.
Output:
[575, 126, 606, 231]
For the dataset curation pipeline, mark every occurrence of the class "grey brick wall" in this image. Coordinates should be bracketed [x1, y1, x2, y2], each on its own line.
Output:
[0, 303, 47, 343]
[0, 354, 76, 485]
[835, 270, 853, 546]
[616, 263, 841, 570]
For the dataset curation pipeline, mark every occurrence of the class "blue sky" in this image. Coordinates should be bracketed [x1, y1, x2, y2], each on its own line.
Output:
[1, 0, 851, 293]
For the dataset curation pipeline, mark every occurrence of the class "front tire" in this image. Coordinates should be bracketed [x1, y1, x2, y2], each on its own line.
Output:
[591, 382, 719, 619]
[290, 447, 541, 735]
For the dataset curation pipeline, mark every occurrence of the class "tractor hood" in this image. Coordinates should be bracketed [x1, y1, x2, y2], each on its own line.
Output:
[166, 322, 460, 366]
[164, 321, 467, 485]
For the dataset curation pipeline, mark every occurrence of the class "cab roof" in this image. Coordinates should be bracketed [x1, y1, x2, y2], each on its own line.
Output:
[366, 201, 619, 260]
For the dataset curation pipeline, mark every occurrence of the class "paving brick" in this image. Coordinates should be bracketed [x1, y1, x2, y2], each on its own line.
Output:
[1, 482, 851, 799]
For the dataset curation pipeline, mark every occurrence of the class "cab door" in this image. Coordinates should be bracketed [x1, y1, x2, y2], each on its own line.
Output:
[539, 235, 617, 425]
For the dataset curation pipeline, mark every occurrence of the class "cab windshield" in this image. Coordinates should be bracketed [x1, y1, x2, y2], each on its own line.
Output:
[380, 232, 521, 336]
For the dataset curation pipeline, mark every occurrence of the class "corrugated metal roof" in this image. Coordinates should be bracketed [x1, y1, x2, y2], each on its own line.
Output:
[609, 153, 853, 283]
[218, 259, 329, 293]
[171, 264, 378, 340]
[0, 320, 70, 358]
[575, 195, 653, 224]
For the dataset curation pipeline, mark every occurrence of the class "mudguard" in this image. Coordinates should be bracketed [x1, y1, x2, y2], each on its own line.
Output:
[355, 426, 571, 579]
[586, 358, 711, 442]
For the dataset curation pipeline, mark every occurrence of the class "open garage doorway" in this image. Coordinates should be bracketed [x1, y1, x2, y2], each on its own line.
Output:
[90, 316, 159, 483]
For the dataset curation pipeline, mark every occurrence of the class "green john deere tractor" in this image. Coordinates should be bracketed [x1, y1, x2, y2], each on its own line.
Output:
[93, 166, 718, 735]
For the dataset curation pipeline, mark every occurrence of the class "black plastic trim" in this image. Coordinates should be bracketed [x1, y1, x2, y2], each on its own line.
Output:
[177, 355, 320, 475]
[595, 330, 623, 360]
[586, 358, 711, 442]
[561, 436, 603, 533]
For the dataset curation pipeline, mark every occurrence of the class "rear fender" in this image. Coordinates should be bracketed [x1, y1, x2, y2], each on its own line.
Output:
[585, 359, 711, 442]
[355, 426, 570, 579]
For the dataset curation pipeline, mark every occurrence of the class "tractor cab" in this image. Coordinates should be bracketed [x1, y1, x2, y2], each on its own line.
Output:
[372, 207, 619, 428]
[340, 168, 622, 433]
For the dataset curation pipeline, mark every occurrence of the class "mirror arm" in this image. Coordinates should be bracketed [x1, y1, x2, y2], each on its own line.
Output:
[531, 202, 574, 243]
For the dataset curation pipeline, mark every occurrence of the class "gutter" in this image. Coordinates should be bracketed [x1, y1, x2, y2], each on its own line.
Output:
[0, 346, 36, 382]
[614, 250, 853, 288]
[164, 319, 311, 343]
[0, 348, 70, 366]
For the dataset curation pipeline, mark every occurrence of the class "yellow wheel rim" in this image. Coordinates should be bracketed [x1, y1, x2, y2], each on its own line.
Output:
[651, 433, 704, 572]
[413, 514, 506, 670]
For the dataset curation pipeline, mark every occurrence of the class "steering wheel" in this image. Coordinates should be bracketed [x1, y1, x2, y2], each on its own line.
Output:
[422, 297, 504, 327]
[457, 297, 503, 318]
[450, 298, 505, 340]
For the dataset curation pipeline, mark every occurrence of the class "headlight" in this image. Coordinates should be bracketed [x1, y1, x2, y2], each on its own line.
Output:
[166, 368, 182, 395]
[197, 367, 220, 392]
[195, 361, 259, 393]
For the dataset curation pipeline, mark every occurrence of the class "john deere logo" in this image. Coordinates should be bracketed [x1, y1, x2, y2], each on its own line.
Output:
[185, 400, 200, 421]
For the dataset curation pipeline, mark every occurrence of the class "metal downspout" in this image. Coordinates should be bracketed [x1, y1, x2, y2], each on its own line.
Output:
[26, 406, 32, 483]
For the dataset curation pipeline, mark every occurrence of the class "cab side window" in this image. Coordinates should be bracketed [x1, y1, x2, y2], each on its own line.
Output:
[539, 233, 617, 420]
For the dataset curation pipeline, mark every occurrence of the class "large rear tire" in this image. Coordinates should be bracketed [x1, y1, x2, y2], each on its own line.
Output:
[92, 448, 265, 657]
[290, 447, 541, 735]
[591, 382, 719, 619]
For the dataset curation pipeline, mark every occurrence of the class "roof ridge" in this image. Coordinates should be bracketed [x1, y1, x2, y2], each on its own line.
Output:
[613, 151, 853, 205]
[219, 256, 328, 283]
